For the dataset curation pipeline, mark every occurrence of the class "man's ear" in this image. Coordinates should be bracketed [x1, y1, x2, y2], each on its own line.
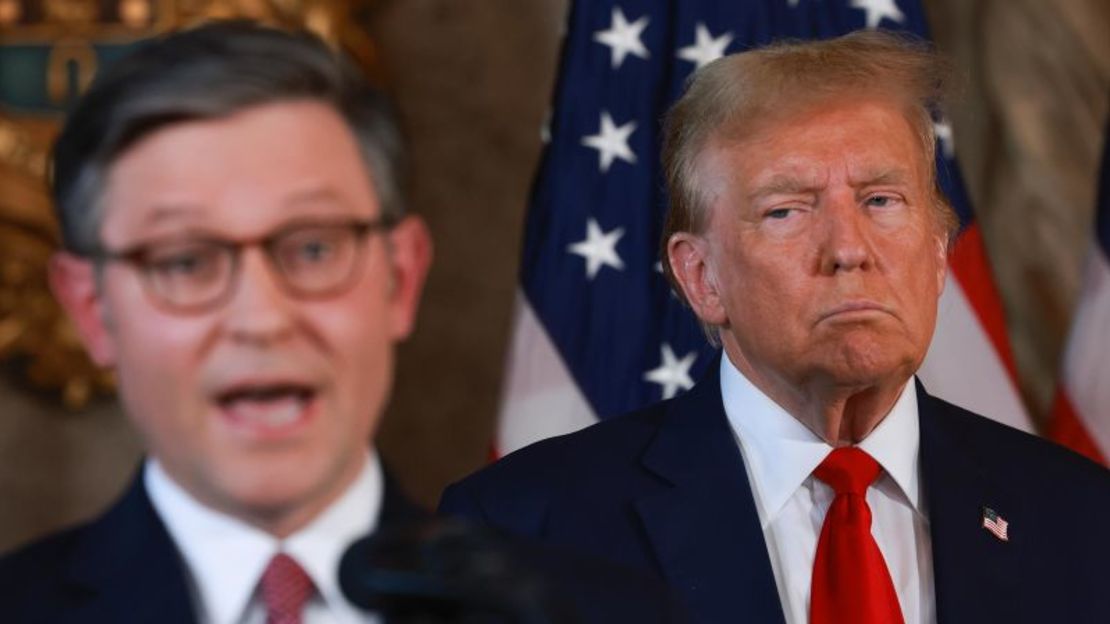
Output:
[386, 215, 433, 340]
[934, 232, 949, 298]
[48, 252, 116, 366]
[667, 233, 727, 326]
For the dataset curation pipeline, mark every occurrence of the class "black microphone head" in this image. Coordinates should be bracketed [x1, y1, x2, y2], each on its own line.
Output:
[339, 519, 574, 624]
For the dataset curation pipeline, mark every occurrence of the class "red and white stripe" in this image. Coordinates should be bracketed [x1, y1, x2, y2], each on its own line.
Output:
[496, 294, 596, 455]
[1049, 243, 1110, 465]
[981, 509, 1010, 542]
[918, 223, 1034, 433]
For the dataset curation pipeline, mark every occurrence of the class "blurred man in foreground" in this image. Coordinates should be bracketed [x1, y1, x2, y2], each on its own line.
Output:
[442, 31, 1110, 624]
[0, 21, 681, 624]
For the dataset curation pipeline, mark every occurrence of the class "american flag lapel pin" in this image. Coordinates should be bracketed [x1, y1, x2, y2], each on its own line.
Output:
[981, 506, 1009, 542]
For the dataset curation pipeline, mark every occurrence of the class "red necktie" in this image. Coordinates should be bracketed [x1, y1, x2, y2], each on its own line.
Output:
[260, 553, 314, 624]
[810, 448, 904, 624]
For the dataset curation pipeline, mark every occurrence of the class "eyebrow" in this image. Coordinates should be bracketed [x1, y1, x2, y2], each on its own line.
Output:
[282, 187, 362, 216]
[851, 168, 912, 188]
[746, 174, 823, 202]
[747, 168, 915, 201]
[140, 204, 204, 226]
[284, 187, 345, 205]
[140, 188, 351, 223]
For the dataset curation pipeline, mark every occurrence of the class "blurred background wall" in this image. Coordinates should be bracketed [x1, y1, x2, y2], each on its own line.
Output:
[1, 0, 1107, 553]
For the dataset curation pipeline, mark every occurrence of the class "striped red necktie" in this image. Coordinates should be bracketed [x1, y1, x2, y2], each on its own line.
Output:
[260, 553, 315, 624]
[810, 447, 904, 624]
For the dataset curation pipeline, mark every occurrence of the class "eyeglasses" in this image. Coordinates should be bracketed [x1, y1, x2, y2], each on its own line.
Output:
[94, 216, 397, 313]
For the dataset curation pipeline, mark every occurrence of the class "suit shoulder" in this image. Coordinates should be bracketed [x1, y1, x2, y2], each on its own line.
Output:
[0, 523, 85, 577]
[439, 402, 667, 529]
[928, 395, 1109, 496]
[458, 401, 666, 488]
[0, 522, 89, 607]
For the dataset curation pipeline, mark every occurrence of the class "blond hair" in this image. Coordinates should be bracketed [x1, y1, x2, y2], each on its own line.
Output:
[660, 30, 959, 309]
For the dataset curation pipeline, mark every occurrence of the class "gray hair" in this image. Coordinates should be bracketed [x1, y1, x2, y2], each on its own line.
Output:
[51, 20, 405, 256]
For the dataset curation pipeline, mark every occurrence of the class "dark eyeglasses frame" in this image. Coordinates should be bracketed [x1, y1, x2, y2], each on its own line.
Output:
[91, 215, 398, 314]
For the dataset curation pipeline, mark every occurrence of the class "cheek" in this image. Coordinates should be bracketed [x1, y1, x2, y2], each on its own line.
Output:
[721, 246, 803, 308]
[320, 309, 394, 442]
[109, 320, 212, 449]
[717, 259, 802, 342]
[104, 292, 208, 391]
[898, 243, 945, 329]
[313, 293, 396, 382]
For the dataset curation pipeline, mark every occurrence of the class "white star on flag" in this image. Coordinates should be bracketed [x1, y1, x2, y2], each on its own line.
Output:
[677, 22, 734, 70]
[644, 344, 697, 399]
[934, 118, 955, 159]
[581, 111, 637, 173]
[592, 7, 650, 69]
[851, 0, 906, 29]
[568, 218, 625, 279]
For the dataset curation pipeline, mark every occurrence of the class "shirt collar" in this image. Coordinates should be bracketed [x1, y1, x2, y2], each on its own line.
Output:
[145, 453, 384, 624]
[719, 356, 922, 528]
[285, 456, 383, 619]
[857, 377, 922, 515]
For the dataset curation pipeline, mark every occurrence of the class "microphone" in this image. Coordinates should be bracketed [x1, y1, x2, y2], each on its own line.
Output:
[339, 519, 576, 624]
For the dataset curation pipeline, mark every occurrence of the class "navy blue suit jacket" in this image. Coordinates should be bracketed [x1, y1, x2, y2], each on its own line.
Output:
[0, 466, 425, 623]
[0, 465, 687, 623]
[440, 364, 1110, 623]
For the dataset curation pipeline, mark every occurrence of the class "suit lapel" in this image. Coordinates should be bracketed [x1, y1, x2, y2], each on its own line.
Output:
[64, 470, 196, 624]
[53, 458, 413, 623]
[918, 385, 1027, 623]
[631, 374, 1032, 623]
[634, 361, 785, 624]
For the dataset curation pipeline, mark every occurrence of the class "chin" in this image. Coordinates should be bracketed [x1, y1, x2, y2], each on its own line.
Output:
[209, 448, 328, 499]
[219, 468, 318, 508]
[817, 336, 918, 387]
[215, 475, 332, 534]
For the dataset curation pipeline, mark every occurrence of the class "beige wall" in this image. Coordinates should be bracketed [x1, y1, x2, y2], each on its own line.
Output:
[1, 0, 1107, 554]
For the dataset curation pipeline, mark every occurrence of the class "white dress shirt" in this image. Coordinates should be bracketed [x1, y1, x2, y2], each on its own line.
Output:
[145, 454, 384, 624]
[720, 356, 936, 624]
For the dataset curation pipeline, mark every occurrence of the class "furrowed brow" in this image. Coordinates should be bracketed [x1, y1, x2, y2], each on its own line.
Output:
[747, 174, 822, 202]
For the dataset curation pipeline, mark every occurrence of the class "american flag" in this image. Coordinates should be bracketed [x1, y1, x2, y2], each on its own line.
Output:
[981, 507, 1010, 542]
[496, 0, 1033, 455]
[1049, 123, 1110, 466]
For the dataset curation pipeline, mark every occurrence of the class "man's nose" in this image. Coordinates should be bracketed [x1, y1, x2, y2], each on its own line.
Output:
[818, 193, 874, 274]
[221, 248, 296, 343]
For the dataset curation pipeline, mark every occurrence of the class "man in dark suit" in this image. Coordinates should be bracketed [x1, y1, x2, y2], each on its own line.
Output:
[0, 20, 433, 624]
[0, 21, 683, 624]
[440, 31, 1110, 624]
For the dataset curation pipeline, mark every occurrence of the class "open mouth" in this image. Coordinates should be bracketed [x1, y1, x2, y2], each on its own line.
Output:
[216, 383, 317, 430]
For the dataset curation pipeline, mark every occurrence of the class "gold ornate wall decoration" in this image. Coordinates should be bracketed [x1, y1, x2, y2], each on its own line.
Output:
[0, 113, 110, 408]
[0, 0, 382, 408]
